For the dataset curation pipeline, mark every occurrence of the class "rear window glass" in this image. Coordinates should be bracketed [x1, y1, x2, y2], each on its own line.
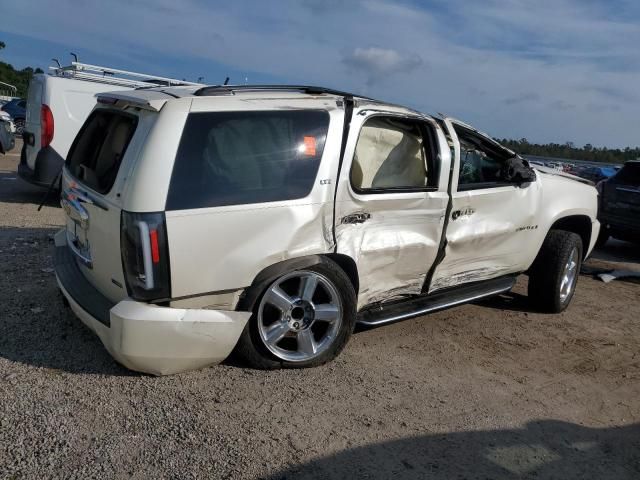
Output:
[166, 110, 329, 210]
[66, 109, 138, 194]
[613, 163, 640, 185]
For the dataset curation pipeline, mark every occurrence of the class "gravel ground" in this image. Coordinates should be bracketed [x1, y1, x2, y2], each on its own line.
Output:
[1, 141, 639, 479]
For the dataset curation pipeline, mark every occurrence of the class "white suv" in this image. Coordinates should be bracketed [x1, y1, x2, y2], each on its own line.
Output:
[55, 85, 600, 375]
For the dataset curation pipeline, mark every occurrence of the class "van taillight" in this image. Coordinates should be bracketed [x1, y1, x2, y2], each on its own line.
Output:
[121, 211, 171, 301]
[41, 104, 54, 147]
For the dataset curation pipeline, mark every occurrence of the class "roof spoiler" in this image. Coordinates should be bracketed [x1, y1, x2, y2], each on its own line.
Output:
[95, 93, 167, 112]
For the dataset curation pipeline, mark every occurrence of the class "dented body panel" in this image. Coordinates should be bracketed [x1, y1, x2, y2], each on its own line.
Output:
[335, 106, 451, 307]
[428, 118, 599, 291]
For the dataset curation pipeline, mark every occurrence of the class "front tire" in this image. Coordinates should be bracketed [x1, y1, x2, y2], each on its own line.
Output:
[528, 230, 583, 313]
[235, 258, 357, 369]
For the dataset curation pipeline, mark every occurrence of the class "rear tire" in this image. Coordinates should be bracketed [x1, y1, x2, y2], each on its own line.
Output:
[528, 230, 583, 313]
[14, 118, 25, 136]
[234, 257, 357, 369]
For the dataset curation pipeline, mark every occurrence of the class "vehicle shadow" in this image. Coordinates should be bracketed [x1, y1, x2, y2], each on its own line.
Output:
[267, 420, 640, 479]
[475, 290, 540, 314]
[590, 239, 640, 266]
[0, 171, 60, 208]
[0, 225, 136, 376]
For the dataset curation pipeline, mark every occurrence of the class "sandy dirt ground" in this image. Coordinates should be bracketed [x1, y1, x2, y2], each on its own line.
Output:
[1, 141, 639, 479]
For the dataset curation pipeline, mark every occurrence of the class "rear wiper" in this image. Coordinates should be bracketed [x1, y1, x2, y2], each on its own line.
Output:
[38, 167, 62, 211]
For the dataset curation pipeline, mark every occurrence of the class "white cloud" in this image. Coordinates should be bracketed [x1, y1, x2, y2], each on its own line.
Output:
[342, 47, 422, 85]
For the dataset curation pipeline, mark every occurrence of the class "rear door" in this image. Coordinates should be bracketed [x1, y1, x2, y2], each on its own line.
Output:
[335, 109, 451, 309]
[428, 118, 541, 292]
[24, 75, 44, 169]
[61, 107, 144, 303]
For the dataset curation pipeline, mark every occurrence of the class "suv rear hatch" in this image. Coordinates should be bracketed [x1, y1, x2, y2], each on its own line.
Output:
[62, 107, 156, 304]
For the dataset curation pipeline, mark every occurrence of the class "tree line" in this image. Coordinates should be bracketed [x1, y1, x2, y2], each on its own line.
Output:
[497, 138, 639, 165]
[1, 41, 44, 98]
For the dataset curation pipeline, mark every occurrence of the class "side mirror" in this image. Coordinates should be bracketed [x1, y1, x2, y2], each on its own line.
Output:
[502, 156, 537, 186]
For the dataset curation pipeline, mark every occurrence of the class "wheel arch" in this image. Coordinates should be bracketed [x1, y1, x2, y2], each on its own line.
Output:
[237, 253, 359, 312]
[547, 214, 593, 259]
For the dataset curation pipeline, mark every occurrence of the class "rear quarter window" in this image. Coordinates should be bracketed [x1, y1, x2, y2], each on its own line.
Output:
[66, 109, 138, 194]
[166, 110, 329, 210]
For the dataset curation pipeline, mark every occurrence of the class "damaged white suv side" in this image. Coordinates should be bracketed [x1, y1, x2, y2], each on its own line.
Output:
[55, 85, 600, 375]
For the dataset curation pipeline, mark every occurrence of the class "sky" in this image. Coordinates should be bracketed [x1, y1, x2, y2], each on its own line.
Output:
[1, 0, 639, 148]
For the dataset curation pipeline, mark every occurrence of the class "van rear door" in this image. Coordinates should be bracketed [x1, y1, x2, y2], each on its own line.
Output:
[24, 74, 44, 170]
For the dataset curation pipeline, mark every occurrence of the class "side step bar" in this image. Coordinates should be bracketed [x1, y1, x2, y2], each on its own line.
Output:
[357, 276, 517, 327]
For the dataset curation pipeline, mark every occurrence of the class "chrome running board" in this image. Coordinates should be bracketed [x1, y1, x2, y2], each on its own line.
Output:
[357, 276, 516, 327]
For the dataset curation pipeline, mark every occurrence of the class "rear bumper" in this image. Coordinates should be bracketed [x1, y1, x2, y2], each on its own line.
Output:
[53, 230, 251, 375]
[18, 140, 64, 188]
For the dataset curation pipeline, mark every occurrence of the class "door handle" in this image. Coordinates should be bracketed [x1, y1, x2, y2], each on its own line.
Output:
[341, 212, 371, 224]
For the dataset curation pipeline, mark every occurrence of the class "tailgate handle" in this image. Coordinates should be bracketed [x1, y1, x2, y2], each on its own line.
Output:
[62, 187, 109, 211]
[61, 191, 90, 230]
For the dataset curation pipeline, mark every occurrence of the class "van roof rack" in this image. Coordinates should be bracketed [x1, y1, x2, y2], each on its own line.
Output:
[50, 61, 204, 89]
[193, 84, 372, 99]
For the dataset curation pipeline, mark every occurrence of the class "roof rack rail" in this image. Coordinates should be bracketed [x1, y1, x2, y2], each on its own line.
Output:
[49, 61, 204, 89]
[193, 84, 371, 99]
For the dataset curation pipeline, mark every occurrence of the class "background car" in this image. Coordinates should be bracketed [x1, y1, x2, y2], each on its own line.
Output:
[0, 111, 16, 154]
[0, 98, 26, 134]
[597, 160, 640, 245]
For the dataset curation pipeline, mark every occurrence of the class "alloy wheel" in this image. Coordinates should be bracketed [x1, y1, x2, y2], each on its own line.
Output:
[257, 270, 343, 362]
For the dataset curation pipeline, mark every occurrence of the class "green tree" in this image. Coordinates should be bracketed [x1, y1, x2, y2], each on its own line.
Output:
[0, 41, 42, 97]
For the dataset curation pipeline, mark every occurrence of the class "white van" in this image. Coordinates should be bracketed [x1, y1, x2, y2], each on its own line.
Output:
[19, 62, 202, 187]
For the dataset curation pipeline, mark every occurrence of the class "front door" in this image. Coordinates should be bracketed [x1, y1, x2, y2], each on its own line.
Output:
[428, 118, 540, 292]
[335, 109, 451, 309]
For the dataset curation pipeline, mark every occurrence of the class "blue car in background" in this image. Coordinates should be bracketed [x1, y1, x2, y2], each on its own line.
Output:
[0, 98, 26, 134]
[580, 165, 618, 184]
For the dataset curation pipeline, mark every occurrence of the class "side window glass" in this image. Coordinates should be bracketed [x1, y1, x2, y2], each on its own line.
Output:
[351, 117, 428, 191]
[458, 140, 503, 185]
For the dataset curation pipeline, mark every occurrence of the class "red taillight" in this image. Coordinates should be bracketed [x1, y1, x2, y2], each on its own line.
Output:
[41, 104, 54, 147]
[149, 229, 160, 264]
[121, 212, 171, 301]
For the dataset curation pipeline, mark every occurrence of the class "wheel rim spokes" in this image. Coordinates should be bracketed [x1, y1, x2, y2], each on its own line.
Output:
[297, 329, 318, 356]
[264, 286, 295, 313]
[560, 247, 579, 303]
[257, 271, 342, 362]
[264, 321, 290, 345]
[299, 275, 318, 302]
[313, 303, 339, 323]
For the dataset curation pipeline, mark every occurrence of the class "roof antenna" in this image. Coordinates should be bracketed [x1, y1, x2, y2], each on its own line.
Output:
[70, 52, 78, 62]
[223, 77, 229, 85]
[52, 58, 61, 68]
